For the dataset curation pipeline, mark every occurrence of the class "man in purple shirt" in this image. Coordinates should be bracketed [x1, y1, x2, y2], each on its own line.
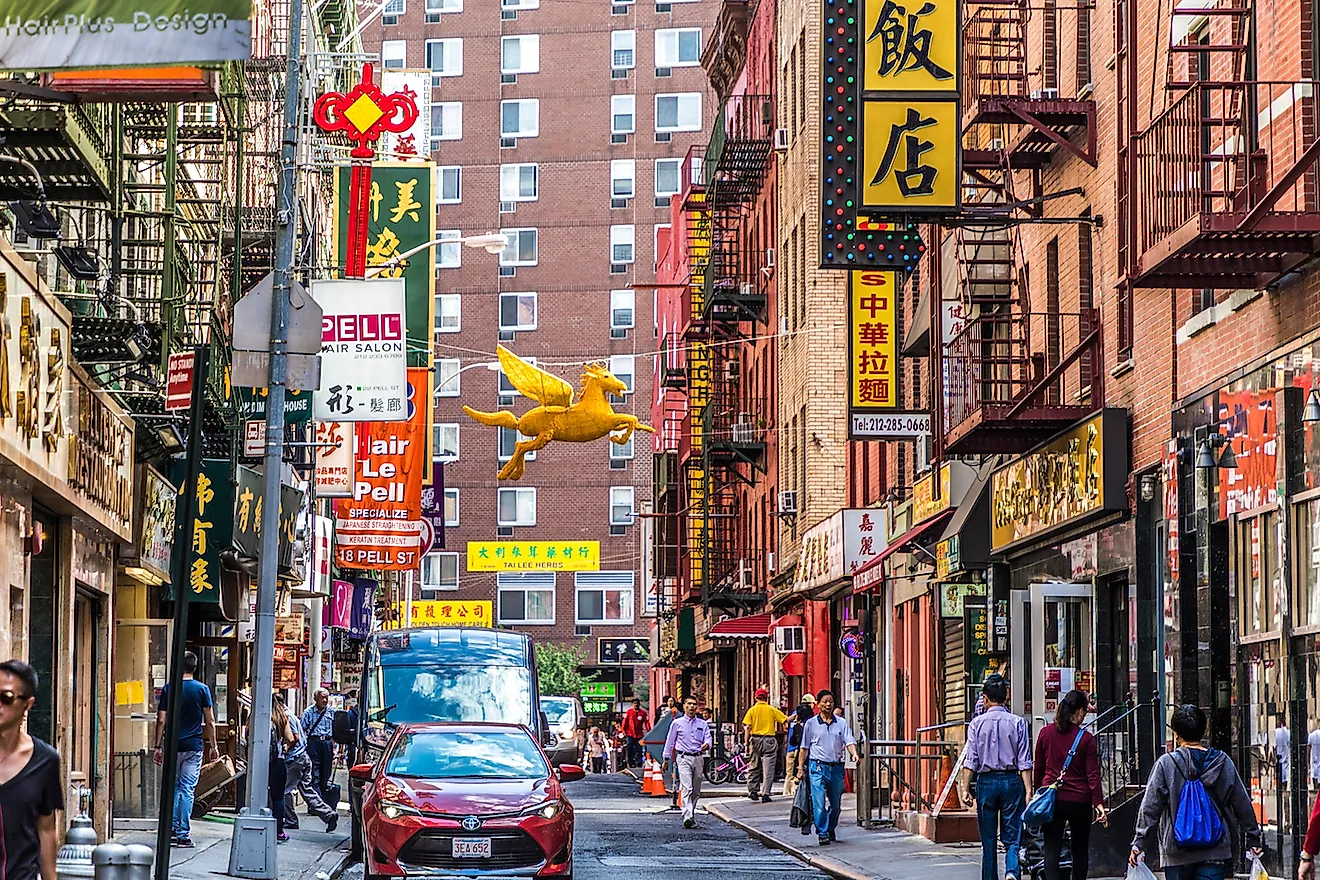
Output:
[662, 696, 712, 828]
[960, 674, 1033, 880]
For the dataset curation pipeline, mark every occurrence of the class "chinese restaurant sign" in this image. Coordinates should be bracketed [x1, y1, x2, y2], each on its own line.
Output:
[172, 459, 233, 603]
[133, 466, 176, 582]
[409, 600, 492, 628]
[686, 198, 711, 593]
[990, 409, 1129, 551]
[911, 461, 952, 525]
[379, 70, 432, 161]
[333, 368, 430, 570]
[0, 0, 251, 71]
[231, 465, 303, 571]
[311, 278, 408, 422]
[847, 271, 929, 439]
[235, 386, 312, 424]
[334, 163, 436, 368]
[466, 541, 602, 572]
[791, 508, 888, 592]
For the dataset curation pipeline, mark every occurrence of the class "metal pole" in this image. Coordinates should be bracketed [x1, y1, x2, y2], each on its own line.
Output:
[230, 0, 302, 870]
[152, 344, 208, 880]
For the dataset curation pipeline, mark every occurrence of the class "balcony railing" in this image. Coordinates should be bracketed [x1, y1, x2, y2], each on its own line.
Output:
[1133, 81, 1320, 287]
[680, 143, 706, 209]
[705, 94, 774, 206]
[962, 5, 1027, 112]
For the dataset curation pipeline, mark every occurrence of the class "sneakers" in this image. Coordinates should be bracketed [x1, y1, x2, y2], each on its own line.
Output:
[761, 795, 772, 803]
[747, 792, 759, 800]
[683, 818, 696, 829]
[800, 824, 812, 836]
[277, 833, 290, 843]
[171, 838, 195, 849]
[818, 837, 832, 846]
[325, 813, 339, 833]
[828, 830, 837, 842]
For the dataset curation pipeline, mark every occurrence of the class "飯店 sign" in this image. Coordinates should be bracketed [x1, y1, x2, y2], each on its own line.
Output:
[311, 278, 408, 423]
[792, 508, 889, 592]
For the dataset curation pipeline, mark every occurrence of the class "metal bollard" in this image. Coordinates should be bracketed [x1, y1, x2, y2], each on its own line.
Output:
[91, 844, 130, 880]
[124, 844, 154, 880]
[55, 802, 99, 879]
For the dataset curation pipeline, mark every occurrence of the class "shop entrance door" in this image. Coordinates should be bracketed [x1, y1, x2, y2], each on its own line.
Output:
[111, 618, 171, 824]
[1009, 583, 1094, 734]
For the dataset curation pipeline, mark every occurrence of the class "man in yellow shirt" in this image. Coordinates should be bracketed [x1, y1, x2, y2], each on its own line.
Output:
[743, 687, 788, 802]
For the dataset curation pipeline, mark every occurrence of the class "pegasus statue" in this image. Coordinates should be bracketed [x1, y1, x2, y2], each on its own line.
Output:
[463, 345, 655, 480]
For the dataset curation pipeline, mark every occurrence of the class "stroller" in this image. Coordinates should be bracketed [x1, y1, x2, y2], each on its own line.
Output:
[1019, 823, 1072, 880]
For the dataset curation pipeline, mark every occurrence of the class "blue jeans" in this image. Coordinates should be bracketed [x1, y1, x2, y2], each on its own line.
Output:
[808, 760, 846, 840]
[173, 750, 203, 840]
[975, 771, 1025, 880]
[1164, 863, 1229, 880]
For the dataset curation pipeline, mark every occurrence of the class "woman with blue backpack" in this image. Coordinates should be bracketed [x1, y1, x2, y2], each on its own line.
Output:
[1129, 704, 1262, 880]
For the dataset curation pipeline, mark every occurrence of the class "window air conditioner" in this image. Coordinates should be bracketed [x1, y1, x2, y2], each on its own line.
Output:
[774, 625, 805, 653]
[773, 127, 789, 151]
[777, 491, 797, 515]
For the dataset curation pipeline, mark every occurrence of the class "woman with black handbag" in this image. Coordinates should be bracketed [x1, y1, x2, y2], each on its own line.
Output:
[1031, 690, 1107, 880]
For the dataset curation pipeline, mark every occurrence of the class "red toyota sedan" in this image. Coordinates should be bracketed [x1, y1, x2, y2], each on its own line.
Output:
[352, 722, 585, 879]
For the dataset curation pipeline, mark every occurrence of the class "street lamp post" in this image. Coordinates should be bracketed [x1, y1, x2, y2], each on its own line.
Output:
[365, 233, 508, 277]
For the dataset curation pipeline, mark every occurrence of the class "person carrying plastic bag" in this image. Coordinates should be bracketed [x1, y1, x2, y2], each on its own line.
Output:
[1129, 704, 1262, 880]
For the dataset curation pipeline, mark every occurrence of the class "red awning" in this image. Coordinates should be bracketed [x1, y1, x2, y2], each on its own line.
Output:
[851, 509, 956, 590]
[708, 613, 772, 638]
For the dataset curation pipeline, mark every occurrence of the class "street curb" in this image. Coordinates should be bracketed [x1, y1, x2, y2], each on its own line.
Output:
[705, 803, 870, 880]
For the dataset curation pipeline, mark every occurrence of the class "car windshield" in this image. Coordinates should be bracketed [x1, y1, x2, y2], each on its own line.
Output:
[541, 698, 575, 725]
[368, 665, 533, 727]
[385, 730, 550, 779]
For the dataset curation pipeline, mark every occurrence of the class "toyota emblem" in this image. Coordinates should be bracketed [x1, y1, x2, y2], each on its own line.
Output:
[460, 816, 482, 831]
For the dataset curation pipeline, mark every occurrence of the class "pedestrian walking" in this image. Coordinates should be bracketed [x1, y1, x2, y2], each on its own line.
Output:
[744, 687, 787, 801]
[587, 727, 608, 774]
[1130, 704, 1262, 880]
[300, 688, 335, 798]
[960, 673, 1033, 880]
[276, 694, 339, 834]
[153, 650, 220, 848]
[0, 660, 62, 880]
[344, 689, 359, 769]
[270, 696, 294, 842]
[622, 698, 649, 769]
[796, 689, 859, 846]
[1032, 690, 1107, 880]
[662, 696, 712, 829]
[1277, 717, 1292, 790]
[784, 700, 815, 797]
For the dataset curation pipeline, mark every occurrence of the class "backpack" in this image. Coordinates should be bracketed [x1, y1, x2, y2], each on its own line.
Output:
[1173, 748, 1226, 848]
[789, 722, 803, 749]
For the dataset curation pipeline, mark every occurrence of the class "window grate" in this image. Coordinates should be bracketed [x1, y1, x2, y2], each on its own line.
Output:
[611, 133, 628, 144]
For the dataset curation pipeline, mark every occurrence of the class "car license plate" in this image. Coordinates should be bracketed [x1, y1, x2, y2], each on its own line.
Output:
[452, 837, 492, 859]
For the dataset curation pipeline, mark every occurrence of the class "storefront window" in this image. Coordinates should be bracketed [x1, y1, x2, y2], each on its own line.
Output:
[1238, 512, 1280, 637]
[1297, 498, 1320, 630]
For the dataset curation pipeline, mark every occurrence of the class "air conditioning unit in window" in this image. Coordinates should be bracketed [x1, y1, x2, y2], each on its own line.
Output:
[779, 316, 790, 335]
[723, 359, 738, 380]
[501, 73, 517, 84]
[773, 127, 790, 151]
[500, 201, 516, 214]
[777, 491, 797, 516]
[774, 625, 805, 653]
[1030, 87, 1060, 100]
[500, 137, 517, 148]
[738, 558, 752, 590]
[767, 551, 776, 573]
[732, 414, 755, 444]
[738, 281, 756, 298]
[764, 247, 775, 268]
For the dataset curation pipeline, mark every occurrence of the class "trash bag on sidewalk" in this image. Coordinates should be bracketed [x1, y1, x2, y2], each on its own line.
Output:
[789, 777, 813, 828]
[1126, 860, 1157, 880]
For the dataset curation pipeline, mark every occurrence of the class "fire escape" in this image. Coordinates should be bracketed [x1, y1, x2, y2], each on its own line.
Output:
[944, 0, 1104, 454]
[1124, 0, 1320, 289]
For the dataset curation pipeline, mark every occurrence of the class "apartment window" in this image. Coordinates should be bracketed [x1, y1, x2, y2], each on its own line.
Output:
[575, 571, 635, 624]
[430, 102, 462, 143]
[501, 99, 539, 138]
[500, 163, 538, 201]
[612, 30, 636, 69]
[435, 294, 460, 333]
[498, 487, 536, 526]
[655, 158, 681, 199]
[610, 159, 636, 198]
[498, 572, 554, 625]
[426, 0, 461, 13]
[502, 0, 539, 8]
[436, 166, 462, 204]
[381, 0, 404, 23]
[610, 225, 635, 264]
[655, 93, 702, 132]
[425, 38, 463, 79]
[609, 355, 635, 393]
[180, 104, 218, 126]
[611, 95, 636, 134]
[420, 552, 459, 595]
[499, 291, 537, 331]
[502, 35, 540, 74]
[610, 289, 635, 330]
[655, 28, 701, 67]
[443, 488, 459, 527]
[436, 358, 462, 396]
[434, 422, 459, 461]
[381, 40, 407, 68]
[610, 431, 634, 461]
[500, 228, 538, 266]
[498, 426, 537, 461]
[437, 228, 461, 268]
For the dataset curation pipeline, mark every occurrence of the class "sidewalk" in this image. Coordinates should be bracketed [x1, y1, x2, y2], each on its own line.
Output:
[706, 793, 983, 880]
[112, 815, 351, 880]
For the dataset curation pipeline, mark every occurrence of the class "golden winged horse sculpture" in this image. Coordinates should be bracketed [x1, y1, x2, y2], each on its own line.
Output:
[463, 346, 656, 480]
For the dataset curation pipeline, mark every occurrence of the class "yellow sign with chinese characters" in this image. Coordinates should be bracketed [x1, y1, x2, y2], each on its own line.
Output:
[862, 98, 960, 212]
[409, 600, 492, 628]
[849, 271, 899, 409]
[863, 0, 959, 92]
[466, 541, 602, 572]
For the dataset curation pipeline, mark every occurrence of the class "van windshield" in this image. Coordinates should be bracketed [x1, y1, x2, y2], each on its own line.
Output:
[540, 697, 576, 726]
[367, 665, 533, 729]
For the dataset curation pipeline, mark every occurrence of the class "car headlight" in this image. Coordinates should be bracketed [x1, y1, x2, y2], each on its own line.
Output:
[523, 800, 561, 820]
[380, 800, 421, 820]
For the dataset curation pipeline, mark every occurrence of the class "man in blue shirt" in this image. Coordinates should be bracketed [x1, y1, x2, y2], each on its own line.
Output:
[153, 652, 219, 847]
[797, 689, 858, 846]
[300, 689, 335, 799]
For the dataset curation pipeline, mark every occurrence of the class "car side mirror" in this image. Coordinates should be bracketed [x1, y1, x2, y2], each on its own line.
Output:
[349, 763, 375, 781]
[539, 711, 552, 745]
[332, 710, 355, 745]
[557, 764, 586, 783]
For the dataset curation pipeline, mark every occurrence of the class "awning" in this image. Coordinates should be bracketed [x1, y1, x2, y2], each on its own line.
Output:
[708, 612, 772, 638]
[852, 508, 956, 590]
[902, 285, 931, 357]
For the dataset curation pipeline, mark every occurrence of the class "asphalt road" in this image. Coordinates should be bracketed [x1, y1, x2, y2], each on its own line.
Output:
[340, 772, 828, 880]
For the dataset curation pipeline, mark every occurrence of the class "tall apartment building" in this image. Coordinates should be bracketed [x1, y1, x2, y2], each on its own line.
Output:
[360, 0, 716, 695]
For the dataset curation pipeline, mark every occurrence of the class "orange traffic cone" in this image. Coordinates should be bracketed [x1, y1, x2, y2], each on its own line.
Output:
[641, 758, 654, 794]
[652, 760, 668, 797]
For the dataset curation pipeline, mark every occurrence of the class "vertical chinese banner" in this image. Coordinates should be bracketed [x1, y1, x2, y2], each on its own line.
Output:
[172, 460, 233, 602]
[334, 163, 437, 370]
[379, 70, 433, 161]
[849, 270, 899, 408]
[315, 420, 356, 496]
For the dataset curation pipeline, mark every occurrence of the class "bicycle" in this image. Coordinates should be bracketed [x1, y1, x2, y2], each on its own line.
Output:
[704, 744, 752, 785]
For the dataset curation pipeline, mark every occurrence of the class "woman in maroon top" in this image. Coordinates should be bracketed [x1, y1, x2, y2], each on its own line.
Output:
[1032, 690, 1108, 880]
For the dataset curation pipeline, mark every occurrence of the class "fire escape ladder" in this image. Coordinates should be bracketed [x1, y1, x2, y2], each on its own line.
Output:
[1166, 0, 1252, 91]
